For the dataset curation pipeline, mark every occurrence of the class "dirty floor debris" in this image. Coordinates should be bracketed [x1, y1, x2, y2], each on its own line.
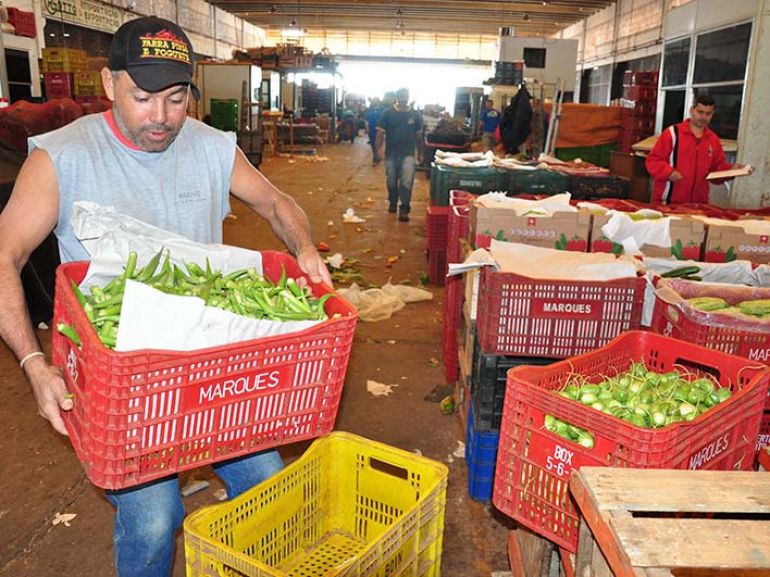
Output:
[0, 133, 514, 577]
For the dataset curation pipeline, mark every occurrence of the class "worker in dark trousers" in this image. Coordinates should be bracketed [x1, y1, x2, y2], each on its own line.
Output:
[375, 87, 422, 222]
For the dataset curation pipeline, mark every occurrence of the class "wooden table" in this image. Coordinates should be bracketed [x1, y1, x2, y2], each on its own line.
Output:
[570, 468, 770, 577]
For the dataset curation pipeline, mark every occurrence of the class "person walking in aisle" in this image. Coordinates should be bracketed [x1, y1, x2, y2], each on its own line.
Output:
[365, 97, 384, 165]
[0, 16, 330, 577]
[478, 98, 500, 152]
[376, 87, 422, 222]
[646, 92, 750, 204]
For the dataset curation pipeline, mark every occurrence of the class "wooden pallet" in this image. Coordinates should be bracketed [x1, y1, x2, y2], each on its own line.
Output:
[570, 468, 770, 577]
[507, 527, 575, 577]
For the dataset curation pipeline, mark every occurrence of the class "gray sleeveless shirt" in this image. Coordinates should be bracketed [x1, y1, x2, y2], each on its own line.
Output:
[30, 113, 235, 263]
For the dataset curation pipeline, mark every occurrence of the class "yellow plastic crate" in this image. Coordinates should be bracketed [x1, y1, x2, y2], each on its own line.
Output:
[184, 432, 448, 577]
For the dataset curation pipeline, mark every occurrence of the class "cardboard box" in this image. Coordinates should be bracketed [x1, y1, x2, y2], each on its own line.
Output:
[470, 203, 590, 252]
[704, 219, 770, 264]
[464, 267, 480, 322]
[590, 213, 704, 259]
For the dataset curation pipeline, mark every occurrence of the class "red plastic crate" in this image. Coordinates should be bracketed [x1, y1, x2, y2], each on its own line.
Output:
[620, 111, 654, 132]
[622, 70, 658, 87]
[427, 205, 450, 251]
[43, 72, 74, 100]
[7, 7, 36, 38]
[493, 331, 768, 552]
[650, 278, 770, 452]
[758, 411, 770, 456]
[51, 253, 358, 490]
[475, 269, 646, 357]
[450, 189, 473, 207]
[447, 205, 470, 264]
[760, 434, 770, 470]
[622, 85, 657, 102]
[617, 127, 652, 152]
[442, 274, 464, 383]
[649, 279, 770, 362]
[428, 249, 447, 286]
[621, 100, 656, 116]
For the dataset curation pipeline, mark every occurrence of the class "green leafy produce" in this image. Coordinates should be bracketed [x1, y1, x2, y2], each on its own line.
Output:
[63, 249, 332, 349]
[546, 361, 733, 447]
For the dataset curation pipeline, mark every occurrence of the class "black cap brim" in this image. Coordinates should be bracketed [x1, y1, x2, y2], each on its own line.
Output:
[127, 64, 201, 100]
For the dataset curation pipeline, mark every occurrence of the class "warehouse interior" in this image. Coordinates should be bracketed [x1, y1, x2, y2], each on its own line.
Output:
[1, 0, 770, 575]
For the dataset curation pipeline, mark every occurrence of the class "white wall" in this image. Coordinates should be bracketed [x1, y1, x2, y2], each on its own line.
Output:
[497, 37, 579, 91]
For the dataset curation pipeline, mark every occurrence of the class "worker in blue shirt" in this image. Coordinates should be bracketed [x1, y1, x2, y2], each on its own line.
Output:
[365, 97, 384, 165]
[478, 98, 500, 152]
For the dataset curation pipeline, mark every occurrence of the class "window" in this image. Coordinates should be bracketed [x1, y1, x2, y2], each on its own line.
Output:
[659, 21, 752, 138]
[662, 90, 686, 131]
[523, 47, 546, 69]
[5, 49, 32, 103]
[703, 85, 744, 139]
[662, 38, 690, 87]
[693, 22, 751, 84]
[583, 64, 611, 105]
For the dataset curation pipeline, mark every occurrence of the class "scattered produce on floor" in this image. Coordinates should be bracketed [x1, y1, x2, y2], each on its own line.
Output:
[58, 249, 332, 349]
[545, 361, 733, 448]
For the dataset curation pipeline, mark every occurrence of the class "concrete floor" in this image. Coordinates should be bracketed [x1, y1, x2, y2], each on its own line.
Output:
[0, 133, 515, 576]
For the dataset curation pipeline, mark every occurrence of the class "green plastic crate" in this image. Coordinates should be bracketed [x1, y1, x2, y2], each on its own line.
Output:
[555, 144, 615, 168]
[504, 169, 570, 195]
[209, 98, 239, 131]
[429, 164, 506, 206]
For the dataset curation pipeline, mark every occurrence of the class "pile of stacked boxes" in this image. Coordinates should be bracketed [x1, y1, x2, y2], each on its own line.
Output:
[42, 48, 106, 102]
[618, 70, 658, 152]
[430, 178, 770, 504]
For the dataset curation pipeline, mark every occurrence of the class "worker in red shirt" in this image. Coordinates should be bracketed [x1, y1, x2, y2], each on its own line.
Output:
[646, 92, 748, 204]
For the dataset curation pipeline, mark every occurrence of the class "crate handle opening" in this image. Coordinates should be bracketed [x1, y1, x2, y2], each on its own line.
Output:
[673, 358, 721, 383]
[369, 456, 409, 480]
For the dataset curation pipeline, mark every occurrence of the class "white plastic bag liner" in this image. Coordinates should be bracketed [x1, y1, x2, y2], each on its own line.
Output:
[488, 239, 640, 281]
[473, 192, 576, 217]
[601, 211, 676, 255]
[73, 201, 263, 287]
[72, 201, 322, 352]
[643, 257, 757, 286]
[434, 150, 495, 167]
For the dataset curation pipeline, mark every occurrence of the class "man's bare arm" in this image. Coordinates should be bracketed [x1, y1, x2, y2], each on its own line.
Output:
[0, 149, 72, 434]
[229, 148, 331, 285]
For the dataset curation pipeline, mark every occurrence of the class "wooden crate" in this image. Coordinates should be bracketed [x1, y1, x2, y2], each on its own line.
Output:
[507, 527, 574, 577]
[570, 468, 770, 577]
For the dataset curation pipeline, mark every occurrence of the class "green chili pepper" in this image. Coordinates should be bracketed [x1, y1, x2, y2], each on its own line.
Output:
[57, 323, 82, 348]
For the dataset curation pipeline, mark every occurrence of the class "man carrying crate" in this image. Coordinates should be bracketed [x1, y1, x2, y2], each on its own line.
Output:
[0, 16, 331, 577]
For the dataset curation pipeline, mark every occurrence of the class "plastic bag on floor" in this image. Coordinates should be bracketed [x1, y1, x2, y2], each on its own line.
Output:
[337, 281, 433, 322]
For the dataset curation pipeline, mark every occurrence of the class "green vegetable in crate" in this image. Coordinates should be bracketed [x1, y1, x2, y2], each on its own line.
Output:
[661, 265, 701, 279]
[544, 362, 733, 446]
[737, 299, 770, 316]
[67, 250, 333, 349]
[687, 297, 728, 312]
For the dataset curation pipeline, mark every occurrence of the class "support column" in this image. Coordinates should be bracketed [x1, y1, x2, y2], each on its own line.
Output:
[733, 0, 770, 208]
[0, 4, 11, 102]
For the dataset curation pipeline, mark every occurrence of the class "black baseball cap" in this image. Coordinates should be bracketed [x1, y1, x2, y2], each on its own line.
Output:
[109, 16, 200, 100]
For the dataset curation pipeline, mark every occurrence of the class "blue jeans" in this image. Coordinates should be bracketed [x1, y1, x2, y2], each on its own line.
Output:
[106, 449, 283, 577]
[385, 155, 416, 213]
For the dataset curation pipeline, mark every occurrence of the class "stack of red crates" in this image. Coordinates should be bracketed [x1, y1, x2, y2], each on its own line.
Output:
[441, 193, 470, 384]
[618, 70, 658, 152]
[6, 7, 36, 38]
[426, 205, 450, 286]
[43, 73, 75, 100]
